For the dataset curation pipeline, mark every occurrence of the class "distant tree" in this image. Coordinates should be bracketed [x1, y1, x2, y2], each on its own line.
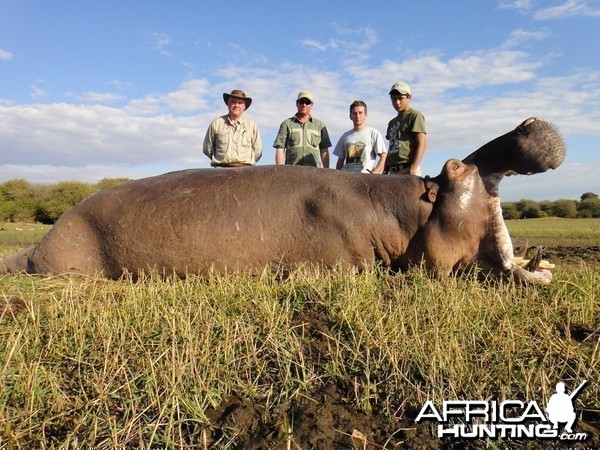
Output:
[516, 199, 544, 219]
[0, 179, 34, 201]
[577, 197, 600, 218]
[580, 192, 598, 201]
[551, 199, 577, 218]
[95, 178, 132, 192]
[539, 200, 554, 216]
[0, 179, 37, 222]
[36, 181, 94, 223]
[501, 202, 520, 220]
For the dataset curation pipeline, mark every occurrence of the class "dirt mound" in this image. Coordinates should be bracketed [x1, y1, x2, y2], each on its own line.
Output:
[203, 302, 599, 449]
[543, 245, 600, 265]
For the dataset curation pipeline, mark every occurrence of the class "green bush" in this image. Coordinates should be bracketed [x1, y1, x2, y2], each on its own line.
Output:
[552, 199, 578, 218]
[577, 197, 600, 218]
[35, 181, 95, 224]
[0, 179, 37, 222]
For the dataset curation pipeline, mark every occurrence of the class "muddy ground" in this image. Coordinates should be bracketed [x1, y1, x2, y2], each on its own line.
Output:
[205, 246, 599, 449]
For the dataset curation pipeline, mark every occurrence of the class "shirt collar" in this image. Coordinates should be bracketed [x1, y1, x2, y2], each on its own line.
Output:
[293, 114, 312, 123]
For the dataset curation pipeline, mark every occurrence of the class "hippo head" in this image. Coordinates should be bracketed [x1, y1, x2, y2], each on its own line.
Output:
[462, 117, 566, 196]
[418, 118, 566, 285]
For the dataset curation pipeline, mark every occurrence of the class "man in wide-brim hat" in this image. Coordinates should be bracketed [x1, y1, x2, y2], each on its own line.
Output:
[223, 89, 252, 109]
[203, 89, 262, 167]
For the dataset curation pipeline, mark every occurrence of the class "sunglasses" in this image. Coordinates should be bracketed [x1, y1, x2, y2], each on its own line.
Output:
[297, 99, 313, 105]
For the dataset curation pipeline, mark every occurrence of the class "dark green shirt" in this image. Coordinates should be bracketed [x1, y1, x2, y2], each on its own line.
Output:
[273, 115, 332, 167]
[385, 108, 426, 167]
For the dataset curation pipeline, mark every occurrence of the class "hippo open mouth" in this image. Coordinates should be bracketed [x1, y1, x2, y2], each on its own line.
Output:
[463, 118, 565, 284]
[0, 118, 566, 285]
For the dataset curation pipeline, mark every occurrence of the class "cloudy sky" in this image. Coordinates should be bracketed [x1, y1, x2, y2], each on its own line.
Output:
[1, 0, 598, 200]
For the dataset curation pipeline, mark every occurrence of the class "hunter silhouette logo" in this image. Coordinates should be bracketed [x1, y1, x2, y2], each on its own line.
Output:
[415, 379, 589, 441]
[546, 380, 587, 434]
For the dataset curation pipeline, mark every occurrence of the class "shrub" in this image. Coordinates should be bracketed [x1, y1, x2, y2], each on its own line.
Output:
[552, 199, 578, 218]
[35, 181, 94, 223]
[0, 179, 37, 222]
[577, 197, 600, 218]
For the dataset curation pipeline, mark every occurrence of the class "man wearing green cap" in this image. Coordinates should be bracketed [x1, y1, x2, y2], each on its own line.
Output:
[273, 90, 332, 168]
[384, 81, 427, 175]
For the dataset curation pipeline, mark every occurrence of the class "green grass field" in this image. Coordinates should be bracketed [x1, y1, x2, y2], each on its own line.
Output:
[0, 222, 51, 256]
[0, 220, 598, 448]
[505, 217, 600, 247]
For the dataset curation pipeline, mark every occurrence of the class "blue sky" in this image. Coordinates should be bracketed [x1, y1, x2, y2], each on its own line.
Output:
[1, 0, 598, 201]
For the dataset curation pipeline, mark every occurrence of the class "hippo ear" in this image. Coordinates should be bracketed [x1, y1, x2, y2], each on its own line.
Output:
[424, 180, 438, 203]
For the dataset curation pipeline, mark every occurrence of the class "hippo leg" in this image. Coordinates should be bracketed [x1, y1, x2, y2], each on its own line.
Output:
[26, 212, 110, 277]
[0, 247, 34, 274]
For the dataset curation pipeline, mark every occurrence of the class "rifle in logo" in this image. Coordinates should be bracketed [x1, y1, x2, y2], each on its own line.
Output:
[546, 380, 587, 433]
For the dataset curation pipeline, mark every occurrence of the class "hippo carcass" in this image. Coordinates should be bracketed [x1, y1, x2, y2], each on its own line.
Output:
[1, 118, 565, 284]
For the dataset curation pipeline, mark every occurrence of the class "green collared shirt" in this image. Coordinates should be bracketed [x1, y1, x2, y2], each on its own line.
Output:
[203, 114, 262, 166]
[272, 115, 332, 167]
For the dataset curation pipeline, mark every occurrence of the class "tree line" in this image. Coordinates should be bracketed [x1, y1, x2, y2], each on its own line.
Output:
[0, 178, 598, 224]
[501, 193, 599, 219]
[0, 178, 131, 224]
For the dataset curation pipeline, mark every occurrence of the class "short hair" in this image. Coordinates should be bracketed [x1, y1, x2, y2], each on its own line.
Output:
[350, 100, 367, 114]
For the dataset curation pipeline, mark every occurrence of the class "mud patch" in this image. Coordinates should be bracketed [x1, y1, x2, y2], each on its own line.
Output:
[203, 302, 599, 449]
[533, 245, 600, 265]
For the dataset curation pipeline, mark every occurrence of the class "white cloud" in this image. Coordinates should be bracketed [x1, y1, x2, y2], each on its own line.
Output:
[498, 0, 536, 11]
[108, 80, 133, 89]
[146, 31, 173, 56]
[76, 91, 124, 104]
[298, 24, 378, 59]
[501, 28, 552, 48]
[30, 84, 47, 99]
[534, 0, 600, 19]
[0, 48, 13, 61]
[298, 38, 339, 52]
[0, 103, 204, 168]
[125, 79, 211, 115]
[1, 32, 598, 200]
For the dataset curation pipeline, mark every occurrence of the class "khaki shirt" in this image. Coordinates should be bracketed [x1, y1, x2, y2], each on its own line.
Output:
[203, 115, 262, 166]
[272, 115, 331, 167]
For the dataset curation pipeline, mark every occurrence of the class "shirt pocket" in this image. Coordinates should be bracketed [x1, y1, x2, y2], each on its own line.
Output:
[240, 130, 252, 148]
[289, 128, 303, 148]
[216, 131, 230, 149]
[307, 129, 321, 148]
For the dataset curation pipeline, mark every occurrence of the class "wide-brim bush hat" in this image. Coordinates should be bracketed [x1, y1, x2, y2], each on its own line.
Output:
[223, 89, 252, 109]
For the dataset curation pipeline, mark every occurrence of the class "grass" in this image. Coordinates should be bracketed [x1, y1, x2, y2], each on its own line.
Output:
[0, 222, 52, 256]
[505, 217, 600, 247]
[0, 220, 598, 447]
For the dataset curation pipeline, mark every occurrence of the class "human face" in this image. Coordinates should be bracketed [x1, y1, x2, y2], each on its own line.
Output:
[227, 97, 247, 119]
[391, 93, 410, 113]
[350, 106, 367, 129]
[296, 98, 313, 117]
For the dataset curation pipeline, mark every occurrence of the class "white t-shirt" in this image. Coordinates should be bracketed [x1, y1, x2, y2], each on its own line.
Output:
[333, 127, 387, 172]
